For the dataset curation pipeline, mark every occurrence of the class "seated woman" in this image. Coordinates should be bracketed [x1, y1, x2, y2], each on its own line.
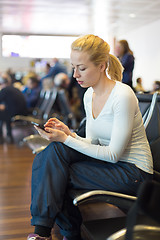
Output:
[27, 35, 153, 240]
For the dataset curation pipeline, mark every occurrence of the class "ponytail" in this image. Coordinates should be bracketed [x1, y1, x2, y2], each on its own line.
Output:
[107, 54, 124, 82]
[71, 34, 124, 82]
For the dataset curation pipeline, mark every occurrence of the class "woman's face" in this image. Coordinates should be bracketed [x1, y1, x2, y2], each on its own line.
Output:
[70, 50, 103, 88]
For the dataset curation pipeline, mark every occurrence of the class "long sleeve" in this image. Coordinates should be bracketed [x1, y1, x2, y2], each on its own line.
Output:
[64, 85, 137, 163]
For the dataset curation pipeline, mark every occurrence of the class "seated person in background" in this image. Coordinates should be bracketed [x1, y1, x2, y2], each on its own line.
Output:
[28, 34, 153, 240]
[22, 70, 38, 86]
[135, 77, 145, 93]
[40, 58, 67, 81]
[152, 80, 160, 93]
[0, 77, 27, 143]
[22, 77, 41, 110]
[54, 73, 70, 89]
[42, 77, 54, 91]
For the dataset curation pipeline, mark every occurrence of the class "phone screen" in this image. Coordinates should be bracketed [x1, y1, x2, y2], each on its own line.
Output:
[31, 121, 45, 130]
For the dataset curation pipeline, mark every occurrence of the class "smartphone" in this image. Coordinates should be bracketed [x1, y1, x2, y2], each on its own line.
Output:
[31, 121, 45, 130]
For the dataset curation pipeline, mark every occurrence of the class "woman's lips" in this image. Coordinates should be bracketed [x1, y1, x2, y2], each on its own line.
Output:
[77, 80, 84, 85]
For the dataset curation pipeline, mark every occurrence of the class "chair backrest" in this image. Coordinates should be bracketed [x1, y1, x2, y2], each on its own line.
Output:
[125, 180, 160, 240]
[42, 87, 58, 120]
[55, 89, 76, 128]
[32, 89, 47, 116]
[136, 93, 153, 117]
[136, 92, 160, 142]
[32, 89, 51, 117]
[107, 181, 160, 240]
[145, 93, 160, 143]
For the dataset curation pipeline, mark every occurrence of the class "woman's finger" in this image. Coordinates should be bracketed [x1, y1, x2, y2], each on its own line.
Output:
[47, 118, 59, 123]
[44, 122, 55, 128]
[44, 127, 57, 133]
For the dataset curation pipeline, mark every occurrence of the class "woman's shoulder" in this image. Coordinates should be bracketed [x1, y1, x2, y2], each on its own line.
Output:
[114, 81, 137, 103]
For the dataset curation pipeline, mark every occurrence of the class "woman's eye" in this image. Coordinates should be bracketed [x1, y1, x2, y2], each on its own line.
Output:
[79, 68, 86, 71]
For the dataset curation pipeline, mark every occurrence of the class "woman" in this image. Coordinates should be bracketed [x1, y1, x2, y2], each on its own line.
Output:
[116, 40, 134, 88]
[28, 35, 153, 240]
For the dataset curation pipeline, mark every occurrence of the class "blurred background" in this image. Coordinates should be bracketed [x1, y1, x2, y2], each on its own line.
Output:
[0, 1, 160, 240]
[0, 0, 160, 90]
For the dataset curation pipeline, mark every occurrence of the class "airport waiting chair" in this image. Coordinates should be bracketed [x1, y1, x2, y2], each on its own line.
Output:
[11, 87, 58, 143]
[75, 181, 160, 240]
[13, 87, 58, 125]
[106, 180, 160, 240]
[71, 92, 160, 240]
[23, 92, 160, 239]
[23, 88, 77, 153]
[137, 92, 160, 179]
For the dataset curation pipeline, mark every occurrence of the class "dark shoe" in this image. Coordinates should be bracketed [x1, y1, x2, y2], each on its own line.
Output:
[27, 234, 52, 240]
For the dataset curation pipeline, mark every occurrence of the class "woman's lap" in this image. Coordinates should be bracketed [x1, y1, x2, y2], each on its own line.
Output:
[31, 141, 151, 229]
[33, 141, 148, 195]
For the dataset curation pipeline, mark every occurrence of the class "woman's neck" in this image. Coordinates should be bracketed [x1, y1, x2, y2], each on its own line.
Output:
[92, 73, 114, 96]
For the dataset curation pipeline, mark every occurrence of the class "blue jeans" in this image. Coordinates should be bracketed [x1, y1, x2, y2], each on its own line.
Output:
[30, 142, 152, 239]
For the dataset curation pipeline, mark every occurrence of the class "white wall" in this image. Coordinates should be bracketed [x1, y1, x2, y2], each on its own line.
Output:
[118, 19, 160, 91]
[0, 33, 35, 73]
[0, 33, 71, 76]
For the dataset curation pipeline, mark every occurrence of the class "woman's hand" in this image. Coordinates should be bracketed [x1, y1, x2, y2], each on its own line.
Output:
[34, 125, 67, 143]
[44, 118, 76, 138]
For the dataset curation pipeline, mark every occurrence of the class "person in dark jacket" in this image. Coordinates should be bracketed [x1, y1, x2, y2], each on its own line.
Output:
[116, 40, 134, 88]
[0, 77, 28, 143]
[40, 58, 67, 81]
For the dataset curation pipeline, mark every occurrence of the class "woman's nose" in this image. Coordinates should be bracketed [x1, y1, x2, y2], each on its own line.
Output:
[73, 69, 80, 78]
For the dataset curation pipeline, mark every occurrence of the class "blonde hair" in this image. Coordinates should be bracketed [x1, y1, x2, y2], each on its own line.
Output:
[71, 34, 123, 82]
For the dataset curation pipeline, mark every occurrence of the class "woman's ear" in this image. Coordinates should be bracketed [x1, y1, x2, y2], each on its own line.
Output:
[100, 62, 106, 72]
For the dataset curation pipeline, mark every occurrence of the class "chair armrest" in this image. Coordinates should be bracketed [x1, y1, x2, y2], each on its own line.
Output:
[32, 146, 48, 154]
[12, 115, 43, 124]
[23, 134, 40, 142]
[73, 190, 137, 211]
[23, 135, 50, 153]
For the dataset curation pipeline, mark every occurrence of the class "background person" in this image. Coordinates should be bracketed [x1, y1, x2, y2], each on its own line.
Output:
[22, 76, 41, 110]
[40, 58, 67, 82]
[151, 80, 160, 93]
[27, 35, 153, 240]
[135, 77, 145, 93]
[115, 40, 134, 88]
[0, 77, 27, 143]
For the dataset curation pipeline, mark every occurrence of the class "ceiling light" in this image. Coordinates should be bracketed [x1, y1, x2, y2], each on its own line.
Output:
[129, 13, 136, 18]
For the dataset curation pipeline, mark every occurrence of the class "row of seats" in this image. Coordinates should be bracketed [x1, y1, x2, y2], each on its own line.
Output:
[12, 86, 77, 144]
[23, 92, 160, 239]
[72, 92, 160, 240]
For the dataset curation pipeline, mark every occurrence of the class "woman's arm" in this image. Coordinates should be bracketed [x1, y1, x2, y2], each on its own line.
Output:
[64, 90, 137, 163]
